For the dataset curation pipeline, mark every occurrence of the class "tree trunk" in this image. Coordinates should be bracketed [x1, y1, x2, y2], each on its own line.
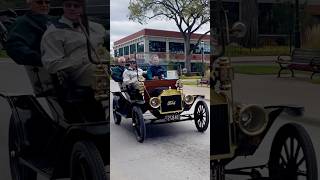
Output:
[240, 0, 259, 48]
[185, 37, 192, 75]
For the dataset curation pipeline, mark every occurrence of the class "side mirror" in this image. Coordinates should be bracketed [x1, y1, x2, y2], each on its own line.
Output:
[231, 22, 247, 38]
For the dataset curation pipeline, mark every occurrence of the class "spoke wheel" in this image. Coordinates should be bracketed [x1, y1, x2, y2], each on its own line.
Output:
[9, 115, 37, 180]
[194, 100, 209, 132]
[112, 98, 121, 125]
[269, 123, 317, 180]
[132, 106, 146, 143]
[70, 141, 108, 180]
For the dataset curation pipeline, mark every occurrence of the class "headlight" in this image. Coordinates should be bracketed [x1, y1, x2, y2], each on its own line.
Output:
[238, 105, 268, 136]
[184, 95, 194, 105]
[175, 80, 183, 89]
[149, 97, 161, 108]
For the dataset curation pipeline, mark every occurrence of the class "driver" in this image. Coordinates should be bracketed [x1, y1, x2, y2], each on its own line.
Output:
[40, 0, 107, 122]
[146, 54, 166, 80]
[41, 0, 106, 89]
[122, 57, 145, 101]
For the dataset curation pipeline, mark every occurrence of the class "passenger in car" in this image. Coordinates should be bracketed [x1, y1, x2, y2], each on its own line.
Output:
[146, 54, 167, 80]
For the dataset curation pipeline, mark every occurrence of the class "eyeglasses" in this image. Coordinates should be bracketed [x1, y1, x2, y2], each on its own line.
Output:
[64, 2, 82, 9]
[35, 0, 50, 5]
[128, 61, 136, 64]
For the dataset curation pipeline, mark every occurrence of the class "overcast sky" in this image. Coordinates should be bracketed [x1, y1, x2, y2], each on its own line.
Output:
[110, 0, 210, 52]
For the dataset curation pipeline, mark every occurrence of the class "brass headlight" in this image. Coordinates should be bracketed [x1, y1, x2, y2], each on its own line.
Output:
[238, 105, 268, 136]
[184, 95, 194, 105]
[149, 97, 161, 108]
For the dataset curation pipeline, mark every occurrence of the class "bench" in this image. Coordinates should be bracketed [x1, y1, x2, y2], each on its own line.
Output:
[197, 77, 210, 87]
[276, 49, 320, 79]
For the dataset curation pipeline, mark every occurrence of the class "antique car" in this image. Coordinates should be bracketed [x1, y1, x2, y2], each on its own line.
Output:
[111, 64, 209, 143]
[0, 8, 110, 180]
[210, 1, 318, 179]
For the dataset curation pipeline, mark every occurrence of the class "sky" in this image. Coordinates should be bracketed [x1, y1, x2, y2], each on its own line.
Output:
[110, 0, 210, 53]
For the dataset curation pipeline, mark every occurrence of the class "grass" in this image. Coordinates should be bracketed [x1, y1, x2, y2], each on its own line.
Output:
[311, 79, 320, 84]
[0, 50, 8, 58]
[225, 46, 291, 57]
[233, 65, 281, 75]
[181, 75, 202, 79]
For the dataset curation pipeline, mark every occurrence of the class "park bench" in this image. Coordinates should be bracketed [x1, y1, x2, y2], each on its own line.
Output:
[276, 49, 320, 79]
[197, 77, 210, 87]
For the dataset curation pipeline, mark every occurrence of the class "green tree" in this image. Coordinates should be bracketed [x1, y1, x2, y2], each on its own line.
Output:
[128, 0, 209, 74]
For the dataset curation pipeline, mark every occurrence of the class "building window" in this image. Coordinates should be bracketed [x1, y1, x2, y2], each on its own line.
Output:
[137, 41, 144, 52]
[190, 43, 210, 54]
[124, 46, 129, 55]
[149, 41, 166, 52]
[130, 44, 136, 54]
[119, 47, 123, 56]
[114, 49, 118, 57]
[169, 42, 184, 53]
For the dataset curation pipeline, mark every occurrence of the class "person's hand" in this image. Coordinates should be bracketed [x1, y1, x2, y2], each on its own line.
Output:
[153, 76, 159, 80]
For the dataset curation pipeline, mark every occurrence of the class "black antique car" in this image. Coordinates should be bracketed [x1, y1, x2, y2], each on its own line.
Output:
[210, 1, 318, 179]
[111, 64, 209, 143]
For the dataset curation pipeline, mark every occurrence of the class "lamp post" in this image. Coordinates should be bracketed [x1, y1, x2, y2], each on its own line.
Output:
[201, 41, 205, 77]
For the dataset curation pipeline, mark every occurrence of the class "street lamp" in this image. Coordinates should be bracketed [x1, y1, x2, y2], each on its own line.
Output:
[201, 41, 205, 77]
[295, 0, 301, 48]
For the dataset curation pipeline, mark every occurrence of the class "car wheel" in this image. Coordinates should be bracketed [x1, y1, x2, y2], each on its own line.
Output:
[269, 123, 317, 180]
[132, 106, 146, 143]
[9, 115, 37, 180]
[194, 100, 209, 132]
[112, 97, 121, 125]
[70, 141, 108, 180]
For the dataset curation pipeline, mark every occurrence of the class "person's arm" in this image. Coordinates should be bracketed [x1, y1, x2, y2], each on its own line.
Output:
[146, 67, 153, 80]
[6, 19, 42, 66]
[41, 30, 67, 74]
[122, 70, 132, 85]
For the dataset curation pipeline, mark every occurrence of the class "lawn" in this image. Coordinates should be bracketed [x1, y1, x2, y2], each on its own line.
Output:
[225, 46, 290, 57]
[0, 50, 8, 58]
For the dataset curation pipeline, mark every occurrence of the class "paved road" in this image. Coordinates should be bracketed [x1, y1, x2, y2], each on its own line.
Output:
[110, 80, 210, 180]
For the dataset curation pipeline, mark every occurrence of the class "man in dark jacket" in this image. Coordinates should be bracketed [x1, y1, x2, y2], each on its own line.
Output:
[6, 0, 52, 95]
[111, 56, 127, 82]
[146, 54, 166, 80]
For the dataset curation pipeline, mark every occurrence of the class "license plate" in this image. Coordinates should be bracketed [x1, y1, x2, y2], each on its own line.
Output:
[165, 114, 180, 121]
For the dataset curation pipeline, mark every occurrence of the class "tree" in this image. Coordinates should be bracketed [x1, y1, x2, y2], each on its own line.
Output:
[128, 0, 210, 74]
[240, 0, 258, 48]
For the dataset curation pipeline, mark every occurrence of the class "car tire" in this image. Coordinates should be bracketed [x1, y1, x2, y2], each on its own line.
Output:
[269, 123, 317, 180]
[132, 106, 146, 143]
[194, 100, 209, 132]
[70, 140, 108, 180]
[9, 115, 37, 180]
[112, 98, 121, 125]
